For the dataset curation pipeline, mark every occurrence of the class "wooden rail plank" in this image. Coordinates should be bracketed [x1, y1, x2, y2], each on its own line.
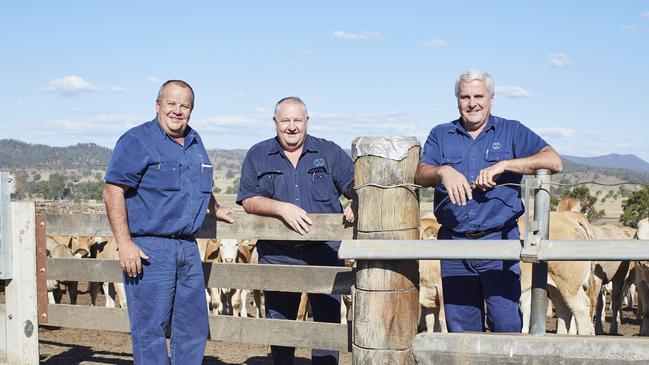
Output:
[46, 258, 354, 294]
[47, 304, 350, 352]
[44, 213, 353, 240]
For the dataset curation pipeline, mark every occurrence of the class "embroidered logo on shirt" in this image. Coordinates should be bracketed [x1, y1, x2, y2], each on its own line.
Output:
[492, 142, 502, 150]
[314, 158, 325, 168]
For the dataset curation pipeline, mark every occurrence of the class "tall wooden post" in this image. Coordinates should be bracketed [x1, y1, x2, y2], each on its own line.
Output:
[351, 137, 420, 365]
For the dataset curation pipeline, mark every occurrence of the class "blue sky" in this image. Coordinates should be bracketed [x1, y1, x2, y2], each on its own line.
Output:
[2, 1, 649, 161]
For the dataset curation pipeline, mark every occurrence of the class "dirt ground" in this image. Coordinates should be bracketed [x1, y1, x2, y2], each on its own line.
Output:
[0, 282, 644, 365]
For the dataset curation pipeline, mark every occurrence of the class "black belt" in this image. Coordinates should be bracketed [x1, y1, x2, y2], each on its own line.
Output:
[132, 233, 194, 240]
[460, 224, 516, 239]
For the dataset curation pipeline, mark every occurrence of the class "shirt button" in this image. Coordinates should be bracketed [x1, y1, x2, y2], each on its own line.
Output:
[295, 184, 298, 187]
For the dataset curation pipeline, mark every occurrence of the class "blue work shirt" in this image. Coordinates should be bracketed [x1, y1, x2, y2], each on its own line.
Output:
[421, 115, 548, 233]
[105, 119, 213, 237]
[236, 134, 354, 246]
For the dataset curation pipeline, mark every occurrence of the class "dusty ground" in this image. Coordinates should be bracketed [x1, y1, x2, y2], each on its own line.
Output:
[1, 281, 644, 364]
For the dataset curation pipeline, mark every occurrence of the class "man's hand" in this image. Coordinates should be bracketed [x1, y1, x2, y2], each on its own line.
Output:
[439, 165, 473, 205]
[117, 239, 149, 277]
[475, 161, 506, 190]
[277, 202, 312, 235]
[343, 203, 355, 223]
[215, 206, 235, 223]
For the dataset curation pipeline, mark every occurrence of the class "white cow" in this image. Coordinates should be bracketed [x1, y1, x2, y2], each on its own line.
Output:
[204, 239, 263, 317]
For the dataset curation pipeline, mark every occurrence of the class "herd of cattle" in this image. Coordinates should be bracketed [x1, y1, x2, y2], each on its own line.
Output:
[45, 199, 649, 336]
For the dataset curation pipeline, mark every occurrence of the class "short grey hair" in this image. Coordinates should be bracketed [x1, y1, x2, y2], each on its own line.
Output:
[156, 80, 195, 110]
[274, 96, 309, 120]
[454, 70, 494, 98]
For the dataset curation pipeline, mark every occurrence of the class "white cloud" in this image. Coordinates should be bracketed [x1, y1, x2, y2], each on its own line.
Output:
[622, 25, 636, 31]
[254, 107, 267, 113]
[42, 75, 127, 96]
[423, 39, 448, 48]
[534, 127, 577, 139]
[16, 100, 27, 106]
[547, 53, 575, 68]
[145, 76, 161, 84]
[42, 75, 99, 95]
[331, 30, 382, 41]
[495, 86, 532, 98]
[642, 11, 649, 21]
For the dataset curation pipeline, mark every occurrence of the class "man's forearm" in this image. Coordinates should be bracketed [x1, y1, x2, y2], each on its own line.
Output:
[414, 163, 445, 187]
[241, 196, 287, 217]
[103, 183, 132, 245]
[502, 146, 563, 175]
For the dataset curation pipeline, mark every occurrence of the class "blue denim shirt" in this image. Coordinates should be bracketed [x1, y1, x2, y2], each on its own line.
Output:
[105, 119, 213, 237]
[421, 115, 548, 232]
[236, 134, 354, 247]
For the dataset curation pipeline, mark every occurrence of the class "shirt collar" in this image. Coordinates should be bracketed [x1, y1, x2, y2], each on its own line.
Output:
[448, 115, 497, 136]
[153, 118, 196, 145]
[268, 134, 318, 155]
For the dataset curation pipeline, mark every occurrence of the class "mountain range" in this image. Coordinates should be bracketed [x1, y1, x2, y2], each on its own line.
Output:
[1, 139, 648, 183]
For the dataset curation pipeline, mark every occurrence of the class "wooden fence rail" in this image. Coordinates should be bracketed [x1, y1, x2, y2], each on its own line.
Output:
[45, 213, 353, 240]
[46, 304, 350, 352]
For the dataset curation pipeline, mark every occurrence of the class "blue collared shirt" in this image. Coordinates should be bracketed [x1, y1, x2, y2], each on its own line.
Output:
[236, 134, 354, 245]
[420, 115, 548, 232]
[105, 119, 213, 237]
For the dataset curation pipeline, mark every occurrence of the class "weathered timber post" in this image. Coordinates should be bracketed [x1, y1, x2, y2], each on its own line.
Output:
[351, 137, 420, 365]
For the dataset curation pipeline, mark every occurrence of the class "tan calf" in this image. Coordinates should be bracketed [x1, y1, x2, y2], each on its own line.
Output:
[89, 236, 127, 308]
[520, 211, 595, 335]
[418, 216, 446, 333]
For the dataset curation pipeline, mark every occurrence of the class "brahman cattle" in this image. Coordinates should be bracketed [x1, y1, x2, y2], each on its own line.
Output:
[634, 218, 649, 335]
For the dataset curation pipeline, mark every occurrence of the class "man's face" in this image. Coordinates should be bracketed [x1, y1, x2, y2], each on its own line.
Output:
[274, 101, 308, 152]
[457, 79, 493, 131]
[156, 84, 193, 138]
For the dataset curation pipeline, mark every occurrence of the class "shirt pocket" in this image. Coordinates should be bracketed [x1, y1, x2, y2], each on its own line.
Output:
[309, 167, 334, 202]
[147, 161, 181, 191]
[484, 149, 513, 164]
[257, 170, 283, 198]
[200, 162, 213, 193]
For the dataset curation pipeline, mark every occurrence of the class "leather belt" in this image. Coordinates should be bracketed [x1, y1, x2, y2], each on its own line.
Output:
[461, 224, 514, 239]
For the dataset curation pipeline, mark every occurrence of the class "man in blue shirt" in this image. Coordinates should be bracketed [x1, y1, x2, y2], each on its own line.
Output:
[414, 70, 562, 333]
[237, 96, 355, 365]
[104, 80, 234, 364]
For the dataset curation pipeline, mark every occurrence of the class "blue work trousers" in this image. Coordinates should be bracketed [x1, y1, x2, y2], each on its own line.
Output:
[124, 236, 209, 365]
[439, 225, 522, 333]
[258, 241, 342, 365]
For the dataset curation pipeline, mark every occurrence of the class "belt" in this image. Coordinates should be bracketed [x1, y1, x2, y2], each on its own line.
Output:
[132, 233, 194, 240]
[460, 224, 516, 239]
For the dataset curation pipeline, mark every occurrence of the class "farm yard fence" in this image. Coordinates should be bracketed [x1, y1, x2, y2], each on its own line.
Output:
[1, 135, 649, 364]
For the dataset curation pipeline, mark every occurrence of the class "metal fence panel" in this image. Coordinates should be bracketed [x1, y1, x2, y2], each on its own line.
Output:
[0, 172, 14, 279]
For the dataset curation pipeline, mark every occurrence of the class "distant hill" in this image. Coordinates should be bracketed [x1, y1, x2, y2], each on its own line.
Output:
[2, 138, 649, 184]
[0, 139, 112, 171]
[564, 154, 649, 173]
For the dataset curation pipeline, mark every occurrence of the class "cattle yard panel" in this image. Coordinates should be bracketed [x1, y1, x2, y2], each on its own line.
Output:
[2, 202, 38, 365]
[0, 171, 13, 280]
